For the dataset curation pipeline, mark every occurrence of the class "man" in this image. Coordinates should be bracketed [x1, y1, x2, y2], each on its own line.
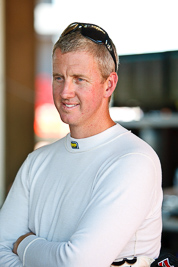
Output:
[0, 22, 162, 267]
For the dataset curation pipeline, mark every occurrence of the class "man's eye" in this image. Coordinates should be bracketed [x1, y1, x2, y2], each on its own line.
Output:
[55, 76, 62, 81]
[79, 77, 84, 81]
[76, 77, 84, 82]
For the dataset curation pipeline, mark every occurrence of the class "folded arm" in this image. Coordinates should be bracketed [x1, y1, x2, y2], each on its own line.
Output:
[0, 153, 161, 267]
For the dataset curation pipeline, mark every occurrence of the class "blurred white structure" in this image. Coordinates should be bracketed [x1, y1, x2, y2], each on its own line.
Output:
[34, 0, 178, 55]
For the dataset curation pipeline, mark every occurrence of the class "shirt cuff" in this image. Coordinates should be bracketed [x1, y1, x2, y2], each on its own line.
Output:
[17, 235, 45, 266]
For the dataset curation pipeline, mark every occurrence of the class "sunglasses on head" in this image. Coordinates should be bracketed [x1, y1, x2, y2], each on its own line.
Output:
[61, 22, 117, 72]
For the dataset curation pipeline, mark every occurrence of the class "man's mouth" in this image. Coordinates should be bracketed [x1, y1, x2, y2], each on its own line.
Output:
[65, 104, 77, 108]
[63, 103, 79, 108]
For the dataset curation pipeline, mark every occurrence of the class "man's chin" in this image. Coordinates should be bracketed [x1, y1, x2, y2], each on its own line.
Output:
[60, 116, 77, 127]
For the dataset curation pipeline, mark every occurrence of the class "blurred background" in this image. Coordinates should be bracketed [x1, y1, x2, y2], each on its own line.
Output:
[0, 0, 178, 256]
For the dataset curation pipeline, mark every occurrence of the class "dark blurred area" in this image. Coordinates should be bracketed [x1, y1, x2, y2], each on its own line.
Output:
[0, 0, 177, 257]
[114, 53, 178, 256]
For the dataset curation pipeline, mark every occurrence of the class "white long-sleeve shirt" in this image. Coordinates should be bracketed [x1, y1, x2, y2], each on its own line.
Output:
[0, 124, 163, 267]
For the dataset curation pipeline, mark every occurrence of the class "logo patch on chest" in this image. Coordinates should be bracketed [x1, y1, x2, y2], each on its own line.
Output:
[71, 141, 79, 149]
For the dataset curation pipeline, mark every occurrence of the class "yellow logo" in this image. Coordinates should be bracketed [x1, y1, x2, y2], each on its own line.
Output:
[71, 141, 79, 149]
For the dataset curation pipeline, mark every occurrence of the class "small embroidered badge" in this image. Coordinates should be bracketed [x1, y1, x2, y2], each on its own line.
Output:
[71, 141, 79, 149]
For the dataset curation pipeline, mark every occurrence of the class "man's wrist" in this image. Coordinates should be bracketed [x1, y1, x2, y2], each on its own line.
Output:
[17, 235, 46, 265]
[13, 232, 35, 255]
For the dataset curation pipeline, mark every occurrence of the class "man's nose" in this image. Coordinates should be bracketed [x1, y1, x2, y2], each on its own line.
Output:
[60, 80, 75, 99]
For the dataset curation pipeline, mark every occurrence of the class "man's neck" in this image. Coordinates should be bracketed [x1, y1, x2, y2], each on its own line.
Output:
[69, 119, 116, 139]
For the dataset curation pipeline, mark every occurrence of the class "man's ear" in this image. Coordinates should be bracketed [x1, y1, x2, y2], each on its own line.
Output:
[104, 72, 118, 98]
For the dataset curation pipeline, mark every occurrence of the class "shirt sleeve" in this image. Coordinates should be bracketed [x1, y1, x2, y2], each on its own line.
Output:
[0, 158, 30, 267]
[16, 153, 162, 267]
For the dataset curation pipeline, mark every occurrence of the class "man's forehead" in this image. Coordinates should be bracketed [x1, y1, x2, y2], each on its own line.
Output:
[53, 48, 95, 60]
[53, 49, 98, 69]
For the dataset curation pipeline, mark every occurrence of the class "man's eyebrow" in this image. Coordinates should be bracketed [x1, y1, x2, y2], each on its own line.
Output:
[52, 73, 88, 79]
[53, 72, 62, 77]
[72, 74, 88, 79]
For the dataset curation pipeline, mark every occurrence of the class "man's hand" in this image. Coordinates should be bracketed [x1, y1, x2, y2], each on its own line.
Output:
[13, 232, 35, 255]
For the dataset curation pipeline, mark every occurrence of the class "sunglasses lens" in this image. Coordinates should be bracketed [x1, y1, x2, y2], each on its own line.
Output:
[81, 26, 106, 44]
[61, 23, 78, 37]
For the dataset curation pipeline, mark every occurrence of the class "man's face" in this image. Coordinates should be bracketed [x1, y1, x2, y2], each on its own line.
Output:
[52, 49, 109, 135]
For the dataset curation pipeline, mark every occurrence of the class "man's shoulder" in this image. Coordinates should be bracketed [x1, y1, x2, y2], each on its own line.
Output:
[111, 129, 159, 163]
[27, 136, 67, 162]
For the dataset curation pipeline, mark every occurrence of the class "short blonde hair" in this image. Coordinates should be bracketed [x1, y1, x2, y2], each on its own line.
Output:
[53, 30, 119, 80]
